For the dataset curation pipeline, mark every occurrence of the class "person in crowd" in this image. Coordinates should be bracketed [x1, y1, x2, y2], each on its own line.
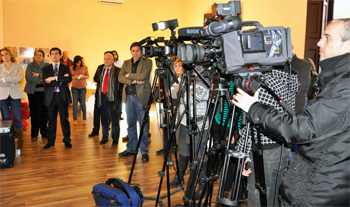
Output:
[234, 67, 299, 207]
[24, 49, 49, 141]
[211, 74, 244, 199]
[118, 42, 152, 163]
[156, 58, 185, 156]
[304, 58, 318, 101]
[60, 51, 73, 67]
[0, 47, 25, 147]
[169, 65, 211, 201]
[112, 50, 123, 68]
[42, 47, 72, 150]
[290, 53, 311, 114]
[70, 55, 89, 126]
[94, 51, 123, 146]
[232, 18, 350, 206]
[112, 50, 124, 121]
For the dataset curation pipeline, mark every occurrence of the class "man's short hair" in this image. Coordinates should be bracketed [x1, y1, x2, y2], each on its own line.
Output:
[130, 42, 140, 50]
[329, 18, 350, 42]
[50, 47, 62, 56]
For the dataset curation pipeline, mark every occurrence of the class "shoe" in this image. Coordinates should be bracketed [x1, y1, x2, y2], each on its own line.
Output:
[73, 120, 78, 126]
[65, 142, 72, 149]
[156, 149, 164, 155]
[88, 131, 99, 137]
[112, 141, 118, 146]
[122, 135, 129, 141]
[31, 136, 38, 141]
[99, 139, 108, 145]
[118, 150, 135, 157]
[41, 134, 48, 139]
[43, 143, 54, 150]
[82, 120, 86, 126]
[142, 154, 149, 162]
[119, 117, 124, 120]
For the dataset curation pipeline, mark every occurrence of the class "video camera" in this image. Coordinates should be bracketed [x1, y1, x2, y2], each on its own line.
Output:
[139, 0, 293, 75]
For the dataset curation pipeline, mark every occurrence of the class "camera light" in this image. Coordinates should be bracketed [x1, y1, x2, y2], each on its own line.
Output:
[158, 22, 166, 30]
[152, 19, 178, 31]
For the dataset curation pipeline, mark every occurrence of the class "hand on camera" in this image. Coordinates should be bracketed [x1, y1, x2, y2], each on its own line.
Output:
[243, 158, 252, 177]
[232, 88, 259, 113]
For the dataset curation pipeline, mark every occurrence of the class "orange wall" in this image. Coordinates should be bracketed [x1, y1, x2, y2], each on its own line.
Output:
[2, 0, 307, 84]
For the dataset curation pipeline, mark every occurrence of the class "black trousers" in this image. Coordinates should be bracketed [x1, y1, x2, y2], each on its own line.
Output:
[100, 93, 121, 142]
[92, 99, 101, 133]
[27, 92, 48, 137]
[47, 93, 71, 144]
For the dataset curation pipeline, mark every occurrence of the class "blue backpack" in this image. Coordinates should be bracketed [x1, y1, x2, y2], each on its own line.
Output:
[92, 178, 144, 206]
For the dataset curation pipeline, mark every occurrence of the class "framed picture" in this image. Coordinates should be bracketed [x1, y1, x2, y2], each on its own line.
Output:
[19, 47, 35, 58]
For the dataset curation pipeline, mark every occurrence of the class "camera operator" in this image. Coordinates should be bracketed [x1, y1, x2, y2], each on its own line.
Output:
[234, 68, 299, 207]
[232, 18, 350, 206]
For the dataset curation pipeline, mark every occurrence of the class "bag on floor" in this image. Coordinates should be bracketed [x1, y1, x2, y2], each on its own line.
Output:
[92, 177, 144, 206]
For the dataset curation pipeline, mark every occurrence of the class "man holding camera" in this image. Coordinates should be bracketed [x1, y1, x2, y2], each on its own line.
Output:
[118, 42, 152, 163]
[232, 18, 350, 206]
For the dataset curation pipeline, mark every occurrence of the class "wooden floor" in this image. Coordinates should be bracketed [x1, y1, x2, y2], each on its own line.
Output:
[0, 104, 219, 207]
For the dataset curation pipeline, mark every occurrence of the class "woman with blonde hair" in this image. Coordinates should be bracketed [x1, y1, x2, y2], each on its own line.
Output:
[0, 47, 24, 147]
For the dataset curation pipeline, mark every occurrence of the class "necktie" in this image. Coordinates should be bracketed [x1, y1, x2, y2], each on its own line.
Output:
[54, 64, 59, 92]
[102, 68, 110, 94]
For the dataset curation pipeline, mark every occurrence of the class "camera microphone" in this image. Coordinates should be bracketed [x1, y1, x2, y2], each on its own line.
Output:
[178, 27, 206, 39]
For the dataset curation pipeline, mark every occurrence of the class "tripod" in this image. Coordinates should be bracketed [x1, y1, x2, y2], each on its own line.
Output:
[127, 56, 182, 207]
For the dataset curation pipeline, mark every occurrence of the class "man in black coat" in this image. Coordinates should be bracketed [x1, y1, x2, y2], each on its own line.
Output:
[43, 47, 72, 149]
[232, 18, 350, 206]
[94, 51, 123, 145]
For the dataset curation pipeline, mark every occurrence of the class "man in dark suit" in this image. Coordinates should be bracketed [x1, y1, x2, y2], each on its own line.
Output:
[94, 51, 123, 145]
[42, 47, 72, 149]
[118, 42, 152, 162]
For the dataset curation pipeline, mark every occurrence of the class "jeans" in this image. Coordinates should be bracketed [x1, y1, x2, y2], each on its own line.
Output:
[71, 86, 86, 120]
[125, 95, 149, 155]
[247, 146, 290, 207]
[0, 96, 23, 128]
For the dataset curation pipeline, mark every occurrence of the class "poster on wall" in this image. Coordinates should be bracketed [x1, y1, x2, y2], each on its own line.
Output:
[19, 59, 33, 70]
[19, 47, 35, 58]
